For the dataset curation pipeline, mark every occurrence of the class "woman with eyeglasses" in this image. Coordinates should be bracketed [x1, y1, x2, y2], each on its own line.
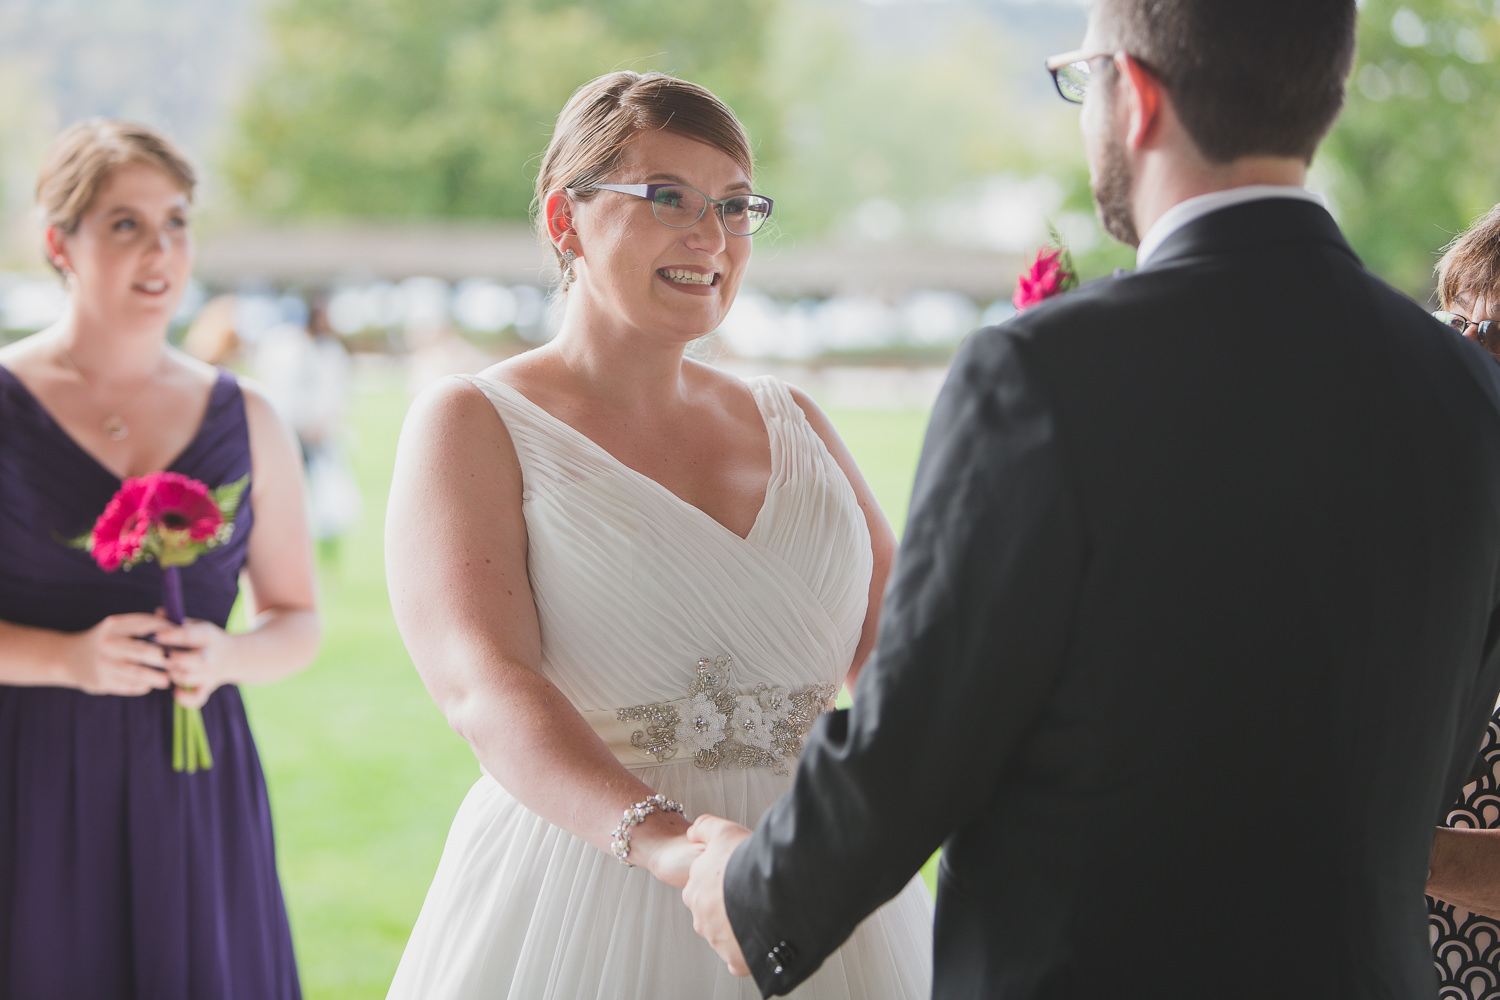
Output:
[383, 71, 933, 999]
[1433, 202, 1500, 361]
[1425, 201, 1500, 996]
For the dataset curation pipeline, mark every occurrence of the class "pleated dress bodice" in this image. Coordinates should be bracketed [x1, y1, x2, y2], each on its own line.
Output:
[464, 373, 872, 719]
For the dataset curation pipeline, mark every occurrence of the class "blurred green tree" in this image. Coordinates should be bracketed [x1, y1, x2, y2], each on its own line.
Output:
[223, 0, 1500, 301]
[749, 5, 1043, 243]
[1318, 0, 1500, 299]
[222, 0, 1046, 247]
[224, 0, 781, 222]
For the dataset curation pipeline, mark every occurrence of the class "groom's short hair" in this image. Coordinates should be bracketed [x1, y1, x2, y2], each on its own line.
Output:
[1098, 0, 1357, 165]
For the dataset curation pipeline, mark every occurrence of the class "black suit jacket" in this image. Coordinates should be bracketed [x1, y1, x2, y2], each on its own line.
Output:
[725, 199, 1500, 999]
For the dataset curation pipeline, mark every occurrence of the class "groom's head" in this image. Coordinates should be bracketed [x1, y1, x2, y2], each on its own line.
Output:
[1089, 0, 1357, 166]
[1075, 0, 1356, 246]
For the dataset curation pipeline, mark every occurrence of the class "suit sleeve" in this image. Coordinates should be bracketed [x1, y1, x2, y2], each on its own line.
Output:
[724, 326, 1088, 996]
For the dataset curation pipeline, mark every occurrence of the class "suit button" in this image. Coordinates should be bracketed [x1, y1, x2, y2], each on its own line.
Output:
[767, 940, 798, 975]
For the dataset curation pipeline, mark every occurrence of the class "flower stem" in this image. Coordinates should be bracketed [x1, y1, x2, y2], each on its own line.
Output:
[191, 708, 212, 770]
[162, 566, 212, 773]
[173, 702, 186, 771]
[186, 705, 198, 774]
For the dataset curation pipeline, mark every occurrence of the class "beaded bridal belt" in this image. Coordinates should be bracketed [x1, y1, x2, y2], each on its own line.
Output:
[579, 656, 836, 775]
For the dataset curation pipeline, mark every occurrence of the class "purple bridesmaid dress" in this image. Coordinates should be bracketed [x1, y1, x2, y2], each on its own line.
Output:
[0, 366, 300, 999]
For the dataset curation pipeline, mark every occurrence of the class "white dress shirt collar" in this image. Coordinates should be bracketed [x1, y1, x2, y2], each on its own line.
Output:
[1135, 185, 1327, 269]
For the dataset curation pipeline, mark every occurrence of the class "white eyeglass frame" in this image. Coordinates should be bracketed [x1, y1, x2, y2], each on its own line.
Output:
[579, 183, 774, 236]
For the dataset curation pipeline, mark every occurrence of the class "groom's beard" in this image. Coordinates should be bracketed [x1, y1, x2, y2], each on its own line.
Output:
[1093, 125, 1140, 249]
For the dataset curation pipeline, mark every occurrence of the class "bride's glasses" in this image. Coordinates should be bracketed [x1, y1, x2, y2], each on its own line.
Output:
[584, 183, 774, 236]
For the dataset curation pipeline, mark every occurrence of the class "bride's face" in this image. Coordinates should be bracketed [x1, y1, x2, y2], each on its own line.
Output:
[566, 130, 754, 345]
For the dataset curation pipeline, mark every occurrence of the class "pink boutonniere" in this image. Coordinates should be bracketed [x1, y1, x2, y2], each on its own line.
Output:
[1013, 233, 1080, 312]
[71, 471, 248, 772]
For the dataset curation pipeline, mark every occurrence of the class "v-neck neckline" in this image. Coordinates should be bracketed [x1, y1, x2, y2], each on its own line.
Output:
[479, 375, 779, 544]
[0, 363, 225, 484]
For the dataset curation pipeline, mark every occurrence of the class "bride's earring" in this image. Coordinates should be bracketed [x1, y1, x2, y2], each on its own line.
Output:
[561, 249, 577, 286]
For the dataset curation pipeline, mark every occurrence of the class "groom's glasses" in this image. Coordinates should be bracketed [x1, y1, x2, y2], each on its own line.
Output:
[1435, 310, 1497, 348]
[1046, 51, 1115, 104]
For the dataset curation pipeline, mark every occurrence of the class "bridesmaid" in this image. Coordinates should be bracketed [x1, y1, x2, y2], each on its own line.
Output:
[0, 120, 319, 998]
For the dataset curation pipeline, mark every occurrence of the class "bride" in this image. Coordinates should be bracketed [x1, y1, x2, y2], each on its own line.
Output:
[384, 71, 933, 999]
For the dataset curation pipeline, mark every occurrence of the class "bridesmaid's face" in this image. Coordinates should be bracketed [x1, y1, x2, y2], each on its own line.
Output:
[51, 161, 194, 334]
[566, 130, 753, 345]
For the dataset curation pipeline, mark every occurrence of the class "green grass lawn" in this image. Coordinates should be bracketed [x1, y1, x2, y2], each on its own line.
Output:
[242, 361, 935, 999]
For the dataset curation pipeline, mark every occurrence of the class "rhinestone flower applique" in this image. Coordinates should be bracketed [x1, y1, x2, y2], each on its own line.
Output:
[677, 692, 728, 756]
[617, 655, 835, 775]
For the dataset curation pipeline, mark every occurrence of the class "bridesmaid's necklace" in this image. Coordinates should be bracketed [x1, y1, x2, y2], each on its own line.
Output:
[58, 346, 162, 442]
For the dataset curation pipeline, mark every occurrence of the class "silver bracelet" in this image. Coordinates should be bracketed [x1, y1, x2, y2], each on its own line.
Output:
[610, 793, 685, 867]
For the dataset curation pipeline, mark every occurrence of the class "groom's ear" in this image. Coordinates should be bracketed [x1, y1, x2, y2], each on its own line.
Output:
[1116, 52, 1164, 150]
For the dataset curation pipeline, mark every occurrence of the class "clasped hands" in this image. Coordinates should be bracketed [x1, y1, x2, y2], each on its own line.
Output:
[70, 610, 233, 708]
[646, 813, 755, 977]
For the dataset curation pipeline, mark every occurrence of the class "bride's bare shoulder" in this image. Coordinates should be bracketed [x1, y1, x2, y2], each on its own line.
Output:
[683, 358, 770, 422]
[470, 347, 570, 408]
[407, 371, 498, 420]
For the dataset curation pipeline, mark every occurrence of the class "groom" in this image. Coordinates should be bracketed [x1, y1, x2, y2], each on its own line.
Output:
[683, 0, 1500, 996]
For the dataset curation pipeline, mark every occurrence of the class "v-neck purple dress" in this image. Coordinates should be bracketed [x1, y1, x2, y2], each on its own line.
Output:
[0, 366, 299, 999]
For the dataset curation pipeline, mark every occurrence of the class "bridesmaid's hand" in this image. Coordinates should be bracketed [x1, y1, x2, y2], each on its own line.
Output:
[150, 617, 236, 709]
[66, 613, 176, 696]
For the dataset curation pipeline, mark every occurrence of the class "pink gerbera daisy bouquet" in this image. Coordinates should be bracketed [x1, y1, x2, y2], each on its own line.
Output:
[71, 471, 249, 772]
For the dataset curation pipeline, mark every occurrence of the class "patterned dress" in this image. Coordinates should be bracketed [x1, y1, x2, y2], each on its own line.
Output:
[1432, 706, 1500, 1000]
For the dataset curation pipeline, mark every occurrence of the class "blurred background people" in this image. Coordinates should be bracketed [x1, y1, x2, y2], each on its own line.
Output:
[255, 293, 362, 556]
[182, 292, 243, 366]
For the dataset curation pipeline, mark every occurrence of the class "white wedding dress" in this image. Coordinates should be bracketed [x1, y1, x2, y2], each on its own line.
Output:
[387, 373, 934, 1000]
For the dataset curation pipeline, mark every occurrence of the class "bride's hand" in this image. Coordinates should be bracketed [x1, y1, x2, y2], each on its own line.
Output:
[646, 834, 705, 890]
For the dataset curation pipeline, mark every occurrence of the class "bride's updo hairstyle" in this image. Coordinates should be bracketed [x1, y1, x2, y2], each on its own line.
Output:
[533, 71, 755, 286]
[36, 119, 196, 275]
